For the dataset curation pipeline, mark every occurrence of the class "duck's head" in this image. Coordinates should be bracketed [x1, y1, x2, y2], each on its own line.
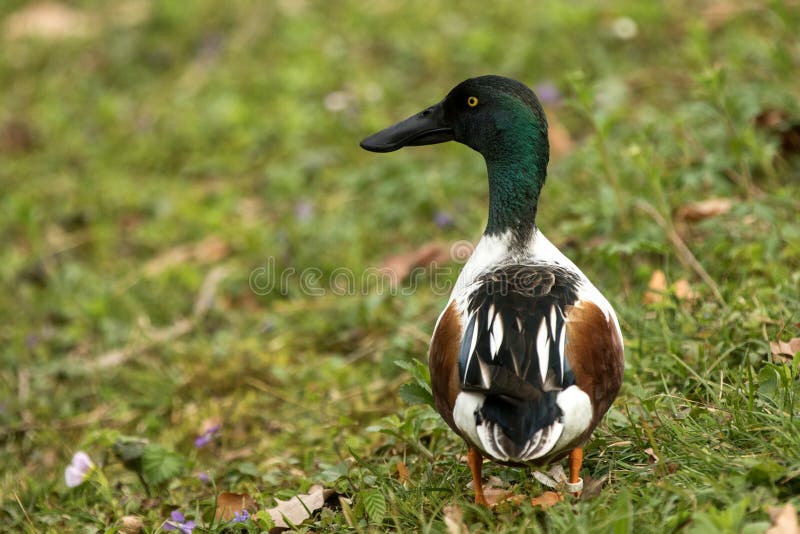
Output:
[360, 75, 548, 163]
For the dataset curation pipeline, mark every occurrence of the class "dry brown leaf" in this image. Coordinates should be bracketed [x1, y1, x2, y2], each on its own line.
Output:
[673, 279, 697, 301]
[530, 491, 563, 508]
[267, 484, 333, 531]
[580, 474, 608, 500]
[767, 503, 800, 534]
[643, 270, 667, 304]
[4, 2, 97, 40]
[771, 338, 800, 363]
[144, 235, 230, 276]
[677, 198, 733, 222]
[644, 447, 659, 464]
[547, 111, 574, 159]
[443, 505, 470, 534]
[755, 108, 800, 157]
[119, 515, 143, 534]
[215, 492, 256, 521]
[484, 488, 522, 507]
[380, 242, 451, 287]
[395, 461, 410, 483]
[0, 120, 37, 154]
[702, 1, 759, 29]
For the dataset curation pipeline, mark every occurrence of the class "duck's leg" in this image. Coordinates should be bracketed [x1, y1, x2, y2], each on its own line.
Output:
[568, 447, 583, 496]
[467, 446, 488, 506]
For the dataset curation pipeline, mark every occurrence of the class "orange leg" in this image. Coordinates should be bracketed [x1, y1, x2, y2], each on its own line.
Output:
[467, 447, 488, 506]
[569, 448, 583, 496]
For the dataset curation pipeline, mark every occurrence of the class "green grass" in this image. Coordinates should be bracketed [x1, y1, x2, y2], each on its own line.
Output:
[2, 0, 800, 532]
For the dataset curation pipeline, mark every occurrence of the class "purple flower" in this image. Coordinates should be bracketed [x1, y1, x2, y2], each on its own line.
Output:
[231, 509, 250, 523]
[65, 451, 95, 488]
[534, 82, 561, 105]
[197, 472, 211, 483]
[194, 425, 221, 448]
[294, 200, 314, 222]
[163, 510, 196, 533]
[433, 210, 454, 229]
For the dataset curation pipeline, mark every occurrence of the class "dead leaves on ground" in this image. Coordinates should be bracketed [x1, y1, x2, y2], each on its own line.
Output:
[266, 485, 334, 532]
[444, 505, 470, 534]
[676, 198, 733, 223]
[767, 503, 800, 534]
[4, 1, 151, 41]
[215, 492, 256, 521]
[380, 241, 453, 287]
[144, 235, 230, 276]
[644, 270, 697, 305]
[756, 108, 800, 159]
[770, 337, 800, 363]
[214, 486, 335, 532]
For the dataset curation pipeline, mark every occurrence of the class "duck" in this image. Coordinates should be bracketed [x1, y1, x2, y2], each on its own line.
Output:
[360, 75, 624, 506]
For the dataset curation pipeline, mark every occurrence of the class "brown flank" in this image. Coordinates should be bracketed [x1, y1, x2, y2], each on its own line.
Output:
[428, 301, 463, 434]
[564, 300, 624, 432]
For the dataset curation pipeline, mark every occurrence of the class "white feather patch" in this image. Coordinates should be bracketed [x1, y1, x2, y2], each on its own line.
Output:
[453, 392, 485, 449]
[478, 358, 492, 389]
[463, 314, 479, 381]
[537, 317, 550, 382]
[553, 386, 593, 450]
[489, 312, 504, 360]
[558, 326, 567, 382]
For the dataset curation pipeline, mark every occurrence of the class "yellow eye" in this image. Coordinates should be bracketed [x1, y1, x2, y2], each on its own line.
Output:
[467, 96, 479, 108]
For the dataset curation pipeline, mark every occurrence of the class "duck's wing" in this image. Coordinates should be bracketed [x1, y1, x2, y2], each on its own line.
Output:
[454, 264, 587, 461]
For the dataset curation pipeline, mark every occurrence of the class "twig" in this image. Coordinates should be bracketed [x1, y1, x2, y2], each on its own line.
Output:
[76, 265, 232, 371]
[13, 492, 35, 531]
[636, 200, 726, 306]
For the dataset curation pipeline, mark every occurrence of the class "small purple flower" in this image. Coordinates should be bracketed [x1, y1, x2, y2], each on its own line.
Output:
[534, 82, 561, 105]
[194, 424, 221, 448]
[294, 200, 314, 222]
[65, 451, 95, 488]
[163, 510, 196, 533]
[433, 210, 454, 229]
[231, 509, 250, 523]
[197, 472, 211, 483]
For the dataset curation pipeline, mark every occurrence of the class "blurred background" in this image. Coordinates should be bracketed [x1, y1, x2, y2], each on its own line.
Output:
[1, 0, 799, 531]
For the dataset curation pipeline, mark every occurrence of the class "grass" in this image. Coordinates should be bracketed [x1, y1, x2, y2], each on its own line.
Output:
[1, 0, 800, 532]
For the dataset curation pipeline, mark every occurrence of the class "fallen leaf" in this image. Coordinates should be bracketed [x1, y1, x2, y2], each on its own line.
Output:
[215, 492, 256, 521]
[767, 503, 800, 534]
[530, 491, 563, 508]
[673, 279, 697, 301]
[756, 108, 800, 158]
[119, 515, 143, 534]
[193, 235, 230, 263]
[443, 505, 469, 534]
[644, 447, 659, 464]
[580, 474, 608, 500]
[643, 270, 667, 304]
[4, 2, 97, 40]
[266, 484, 333, 532]
[0, 120, 37, 154]
[144, 235, 230, 276]
[395, 461, 410, 483]
[770, 338, 800, 363]
[380, 242, 451, 287]
[484, 487, 520, 507]
[676, 198, 732, 222]
[546, 110, 574, 159]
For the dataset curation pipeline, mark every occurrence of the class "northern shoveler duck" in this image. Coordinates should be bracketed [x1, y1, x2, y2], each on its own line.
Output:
[360, 75, 624, 505]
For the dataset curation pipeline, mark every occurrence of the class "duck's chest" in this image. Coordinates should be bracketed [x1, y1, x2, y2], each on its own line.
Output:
[448, 231, 605, 311]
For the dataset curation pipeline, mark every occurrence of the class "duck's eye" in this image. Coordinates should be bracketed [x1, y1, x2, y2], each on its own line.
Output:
[467, 96, 479, 108]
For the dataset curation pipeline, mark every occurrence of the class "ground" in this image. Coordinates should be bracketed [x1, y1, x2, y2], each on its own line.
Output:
[1, 1, 800, 532]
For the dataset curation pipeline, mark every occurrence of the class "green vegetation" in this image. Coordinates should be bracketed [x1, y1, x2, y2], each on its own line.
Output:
[2, 1, 799, 532]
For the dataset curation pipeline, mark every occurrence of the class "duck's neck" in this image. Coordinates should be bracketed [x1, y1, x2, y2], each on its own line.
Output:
[483, 138, 548, 247]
